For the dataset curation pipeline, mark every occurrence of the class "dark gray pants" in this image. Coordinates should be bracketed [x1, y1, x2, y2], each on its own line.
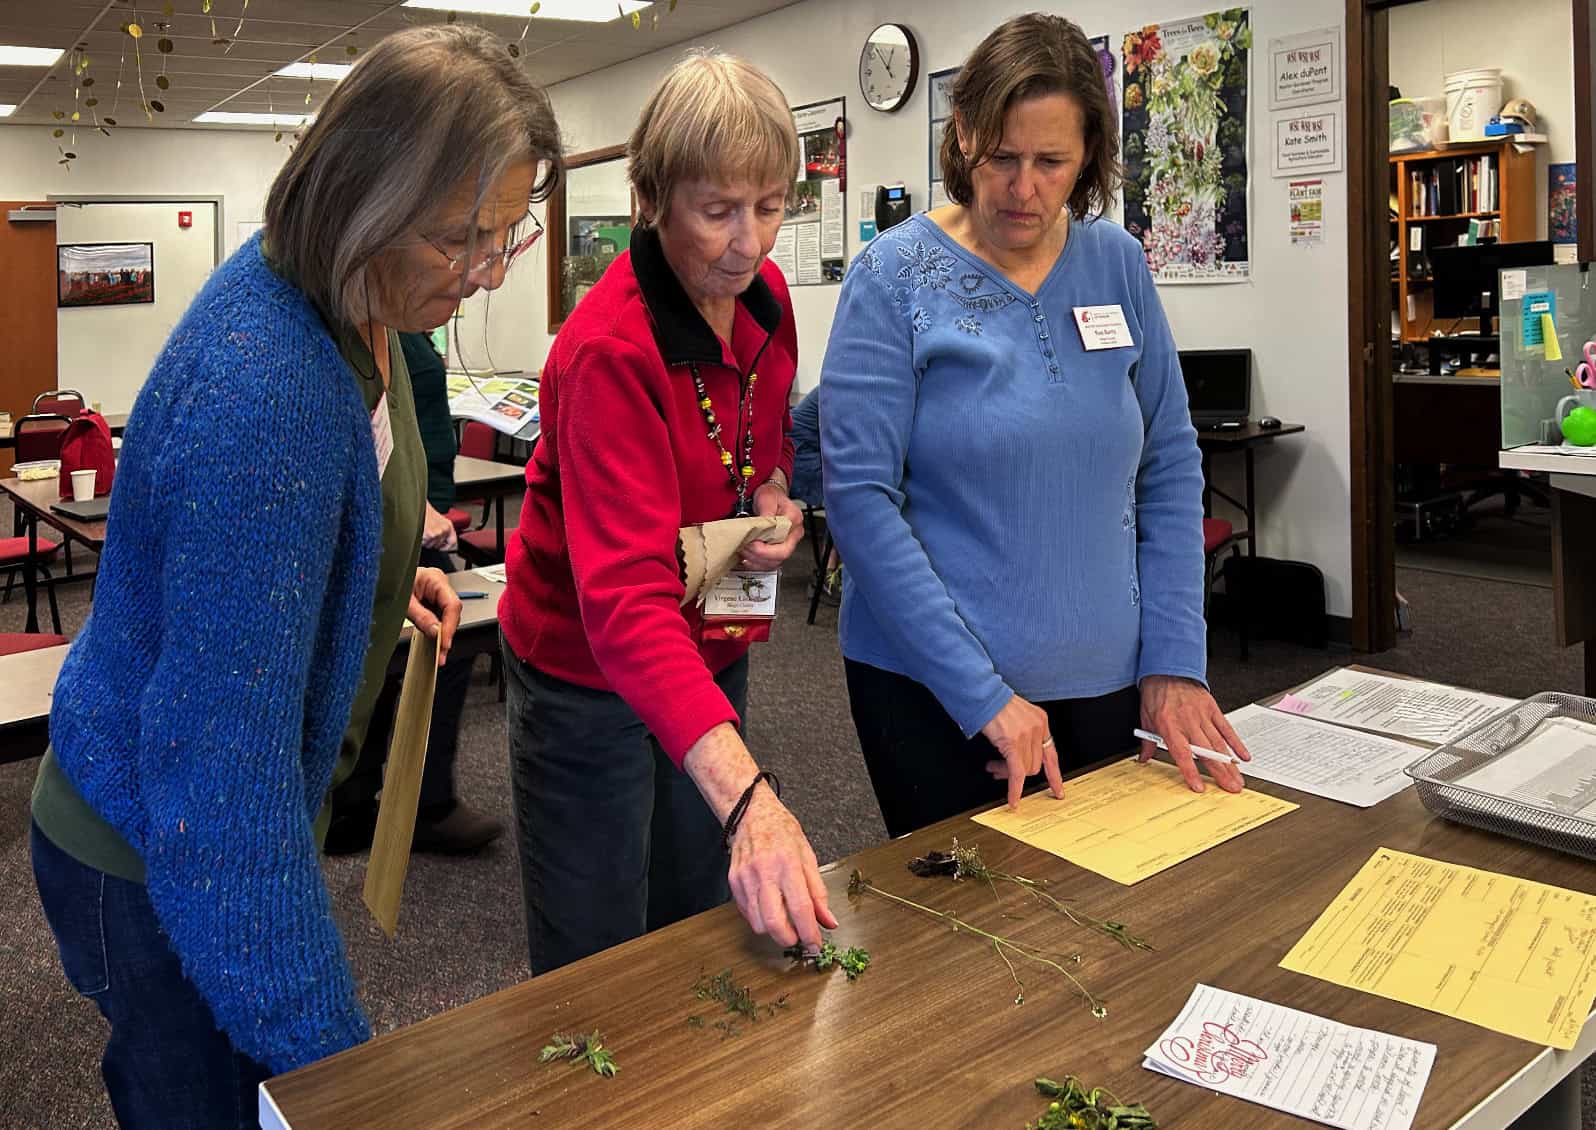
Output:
[503, 635, 743, 974]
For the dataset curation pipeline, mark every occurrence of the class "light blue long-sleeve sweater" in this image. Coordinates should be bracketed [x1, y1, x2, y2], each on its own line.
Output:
[819, 212, 1207, 737]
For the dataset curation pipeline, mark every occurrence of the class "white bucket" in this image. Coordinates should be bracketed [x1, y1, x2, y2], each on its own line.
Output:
[1444, 67, 1502, 142]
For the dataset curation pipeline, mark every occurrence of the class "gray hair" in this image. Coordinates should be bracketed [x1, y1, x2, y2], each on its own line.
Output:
[264, 23, 563, 328]
[628, 50, 797, 224]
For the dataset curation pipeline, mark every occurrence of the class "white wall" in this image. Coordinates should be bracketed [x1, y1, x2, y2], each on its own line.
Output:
[56, 202, 218, 413]
[0, 124, 289, 256]
[460, 0, 1355, 618]
[1389, 0, 1574, 241]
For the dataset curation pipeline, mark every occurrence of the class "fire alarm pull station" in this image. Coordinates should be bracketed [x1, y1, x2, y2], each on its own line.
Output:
[178, 211, 192, 229]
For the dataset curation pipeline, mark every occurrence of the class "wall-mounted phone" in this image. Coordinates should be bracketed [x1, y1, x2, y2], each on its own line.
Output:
[875, 184, 912, 233]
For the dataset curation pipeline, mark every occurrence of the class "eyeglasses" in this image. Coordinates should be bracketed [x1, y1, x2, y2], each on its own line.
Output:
[425, 212, 544, 275]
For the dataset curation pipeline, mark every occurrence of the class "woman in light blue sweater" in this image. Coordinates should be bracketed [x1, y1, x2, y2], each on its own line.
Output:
[820, 13, 1250, 838]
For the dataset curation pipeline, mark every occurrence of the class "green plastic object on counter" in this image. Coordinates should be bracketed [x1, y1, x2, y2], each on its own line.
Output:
[1565, 406, 1596, 446]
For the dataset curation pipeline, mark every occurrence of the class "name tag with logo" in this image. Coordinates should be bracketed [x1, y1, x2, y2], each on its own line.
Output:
[703, 570, 779, 619]
[1072, 304, 1134, 351]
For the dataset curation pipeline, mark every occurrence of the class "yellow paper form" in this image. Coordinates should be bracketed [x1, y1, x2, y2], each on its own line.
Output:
[970, 758, 1298, 885]
[1280, 848, 1596, 1049]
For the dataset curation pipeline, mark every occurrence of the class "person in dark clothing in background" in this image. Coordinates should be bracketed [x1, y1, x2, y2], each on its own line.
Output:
[325, 331, 505, 856]
[788, 387, 840, 604]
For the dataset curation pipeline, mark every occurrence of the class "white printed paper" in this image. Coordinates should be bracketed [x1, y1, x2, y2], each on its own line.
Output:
[1144, 984, 1434, 1130]
[1268, 28, 1341, 109]
[769, 227, 797, 284]
[1273, 107, 1341, 177]
[1457, 715, 1596, 816]
[473, 563, 507, 584]
[1226, 704, 1418, 807]
[1273, 670, 1514, 745]
[1500, 269, 1528, 302]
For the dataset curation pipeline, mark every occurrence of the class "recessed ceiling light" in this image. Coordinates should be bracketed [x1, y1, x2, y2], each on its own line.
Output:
[193, 111, 310, 127]
[0, 105, 16, 117]
[0, 46, 64, 67]
[402, 0, 650, 21]
[274, 61, 352, 82]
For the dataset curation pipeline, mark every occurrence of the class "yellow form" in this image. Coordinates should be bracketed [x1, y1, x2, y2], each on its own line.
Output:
[971, 758, 1297, 886]
[1280, 848, 1596, 1049]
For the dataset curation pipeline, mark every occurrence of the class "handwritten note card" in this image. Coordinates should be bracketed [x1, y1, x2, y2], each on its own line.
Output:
[1144, 985, 1434, 1130]
[1281, 848, 1596, 1049]
[971, 758, 1296, 885]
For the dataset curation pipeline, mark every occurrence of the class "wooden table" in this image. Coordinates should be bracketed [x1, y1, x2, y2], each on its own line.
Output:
[0, 642, 68, 764]
[260, 669, 1596, 1130]
[453, 455, 525, 562]
[0, 475, 108, 633]
[0, 411, 128, 451]
[1195, 421, 1306, 554]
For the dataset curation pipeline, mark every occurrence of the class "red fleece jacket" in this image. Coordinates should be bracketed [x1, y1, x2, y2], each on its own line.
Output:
[500, 232, 797, 764]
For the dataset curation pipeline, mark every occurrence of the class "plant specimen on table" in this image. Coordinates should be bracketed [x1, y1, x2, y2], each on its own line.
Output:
[688, 967, 788, 1039]
[907, 840, 1152, 952]
[783, 937, 871, 981]
[847, 870, 1106, 1017]
[539, 1031, 618, 1078]
[1027, 1076, 1156, 1129]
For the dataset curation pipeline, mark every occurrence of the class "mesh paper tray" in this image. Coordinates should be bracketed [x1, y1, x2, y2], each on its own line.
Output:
[1404, 692, 1596, 860]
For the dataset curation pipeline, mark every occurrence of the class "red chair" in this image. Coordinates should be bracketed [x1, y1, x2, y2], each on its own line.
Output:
[1203, 518, 1249, 660]
[31, 389, 86, 417]
[455, 422, 502, 532]
[445, 507, 472, 533]
[458, 524, 515, 568]
[12, 413, 76, 573]
[0, 535, 64, 635]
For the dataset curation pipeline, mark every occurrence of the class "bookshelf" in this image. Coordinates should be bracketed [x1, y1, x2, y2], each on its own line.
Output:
[1389, 140, 1536, 342]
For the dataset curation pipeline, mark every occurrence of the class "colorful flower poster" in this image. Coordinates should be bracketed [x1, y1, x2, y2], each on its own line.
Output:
[1122, 9, 1252, 283]
[1550, 163, 1577, 246]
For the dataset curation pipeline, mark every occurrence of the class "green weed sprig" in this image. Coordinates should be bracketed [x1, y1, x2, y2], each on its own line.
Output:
[848, 870, 1106, 1017]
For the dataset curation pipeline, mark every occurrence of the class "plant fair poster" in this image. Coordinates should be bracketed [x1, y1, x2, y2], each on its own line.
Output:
[1122, 9, 1252, 284]
[770, 97, 846, 286]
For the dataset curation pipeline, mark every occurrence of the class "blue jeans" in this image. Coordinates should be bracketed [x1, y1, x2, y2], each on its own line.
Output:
[30, 822, 270, 1129]
[504, 638, 742, 974]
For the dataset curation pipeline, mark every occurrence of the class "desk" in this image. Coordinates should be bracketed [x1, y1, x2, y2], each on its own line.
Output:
[1195, 421, 1305, 553]
[0, 642, 68, 764]
[260, 667, 1593, 1130]
[0, 475, 108, 634]
[452, 454, 525, 562]
[1, 572, 505, 766]
[1394, 374, 1504, 466]
[1501, 450, 1596, 694]
[0, 412, 128, 451]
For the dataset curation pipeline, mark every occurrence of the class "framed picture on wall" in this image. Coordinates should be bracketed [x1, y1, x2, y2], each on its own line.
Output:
[57, 242, 155, 308]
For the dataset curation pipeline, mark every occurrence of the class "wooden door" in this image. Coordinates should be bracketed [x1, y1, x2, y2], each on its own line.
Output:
[0, 204, 60, 471]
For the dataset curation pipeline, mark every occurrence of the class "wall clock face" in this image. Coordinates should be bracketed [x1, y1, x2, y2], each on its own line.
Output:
[859, 23, 918, 113]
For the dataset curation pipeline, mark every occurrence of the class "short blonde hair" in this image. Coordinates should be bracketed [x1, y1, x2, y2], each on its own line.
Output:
[628, 51, 798, 222]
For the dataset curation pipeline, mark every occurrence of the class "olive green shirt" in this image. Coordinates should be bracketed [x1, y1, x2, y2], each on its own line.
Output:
[31, 329, 426, 881]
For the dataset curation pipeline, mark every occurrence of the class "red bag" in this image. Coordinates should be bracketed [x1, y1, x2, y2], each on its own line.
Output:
[58, 410, 117, 499]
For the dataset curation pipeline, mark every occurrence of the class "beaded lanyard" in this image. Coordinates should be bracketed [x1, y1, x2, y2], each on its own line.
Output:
[691, 363, 758, 517]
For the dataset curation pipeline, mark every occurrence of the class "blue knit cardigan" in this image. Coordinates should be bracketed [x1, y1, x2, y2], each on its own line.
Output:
[48, 233, 382, 1072]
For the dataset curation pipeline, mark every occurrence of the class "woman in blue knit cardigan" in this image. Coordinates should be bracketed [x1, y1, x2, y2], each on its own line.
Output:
[29, 25, 563, 1128]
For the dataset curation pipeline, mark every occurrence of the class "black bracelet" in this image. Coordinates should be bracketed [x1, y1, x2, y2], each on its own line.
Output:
[720, 770, 781, 851]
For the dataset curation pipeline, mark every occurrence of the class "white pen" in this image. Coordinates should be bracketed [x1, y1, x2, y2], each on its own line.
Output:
[1133, 728, 1243, 767]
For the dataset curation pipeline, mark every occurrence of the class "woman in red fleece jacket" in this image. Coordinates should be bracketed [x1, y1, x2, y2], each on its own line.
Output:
[500, 51, 836, 973]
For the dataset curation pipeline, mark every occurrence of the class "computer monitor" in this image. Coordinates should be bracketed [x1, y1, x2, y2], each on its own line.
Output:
[1179, 348, 1251, 429]
[1430, 240, 1554, 327]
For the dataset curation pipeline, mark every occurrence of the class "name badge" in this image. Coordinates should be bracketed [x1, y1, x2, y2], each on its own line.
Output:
[370, 392, 393, 480]
[703, 570, 779, 619]
[1072, 304, 1134, 351]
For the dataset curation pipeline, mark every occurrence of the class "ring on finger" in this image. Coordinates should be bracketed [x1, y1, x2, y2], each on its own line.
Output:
[1041, 736, 1055, 748]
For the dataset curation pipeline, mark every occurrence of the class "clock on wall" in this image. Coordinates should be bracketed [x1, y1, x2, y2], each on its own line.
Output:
[858, 22, 919, 113]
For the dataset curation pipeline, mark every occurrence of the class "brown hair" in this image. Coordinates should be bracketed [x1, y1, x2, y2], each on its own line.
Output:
[938, 13, 1121, 218]
[265, 23, 563, 328]
[628, 50, 799, 224]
